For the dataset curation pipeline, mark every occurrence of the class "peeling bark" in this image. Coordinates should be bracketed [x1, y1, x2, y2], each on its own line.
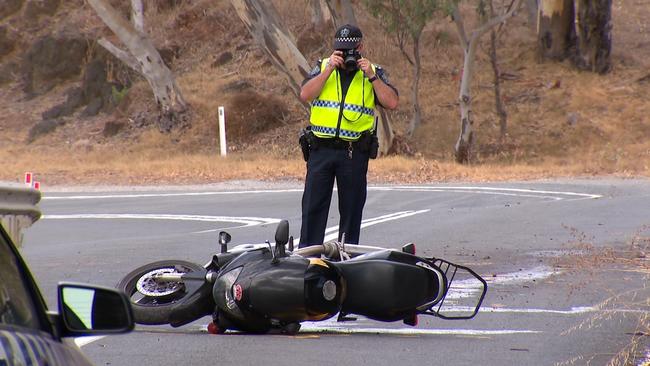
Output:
[97, 38, 140, 75]
[88, 0, 187, 131]
[310, 0, 331, 29]
[323, 0, 357, 28]
[131, 0, 144, 34]
[537, 0, 575, 61]
[230, 0, 310, 102]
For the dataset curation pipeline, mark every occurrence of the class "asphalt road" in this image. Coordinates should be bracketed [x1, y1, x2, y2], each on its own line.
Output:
[20, 179, 650, 366]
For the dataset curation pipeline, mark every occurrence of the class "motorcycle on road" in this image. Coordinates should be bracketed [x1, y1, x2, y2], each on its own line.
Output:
[116, 220, 487, 334]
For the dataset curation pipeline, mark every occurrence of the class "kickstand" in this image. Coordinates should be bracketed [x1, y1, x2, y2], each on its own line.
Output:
[337, 312, 357, 322]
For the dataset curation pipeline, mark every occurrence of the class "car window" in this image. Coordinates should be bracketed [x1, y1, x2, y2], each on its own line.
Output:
[0, 231, 41, 330]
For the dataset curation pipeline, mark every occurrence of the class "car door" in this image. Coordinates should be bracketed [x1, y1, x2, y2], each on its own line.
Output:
[0, 224, 95, 366]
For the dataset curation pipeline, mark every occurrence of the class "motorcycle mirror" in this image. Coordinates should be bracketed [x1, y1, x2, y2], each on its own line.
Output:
[218, 231, 231, 253]
[275, 220, 289, 247]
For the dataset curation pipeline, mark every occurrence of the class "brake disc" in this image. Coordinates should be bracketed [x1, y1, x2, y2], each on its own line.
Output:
[136, 268, 185, 297]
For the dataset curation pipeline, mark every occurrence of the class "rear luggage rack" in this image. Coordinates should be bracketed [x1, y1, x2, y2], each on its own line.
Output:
[422, 258, 487, 320]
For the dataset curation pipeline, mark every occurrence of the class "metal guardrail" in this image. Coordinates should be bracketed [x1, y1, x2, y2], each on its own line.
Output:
[0, 185, 41, 247]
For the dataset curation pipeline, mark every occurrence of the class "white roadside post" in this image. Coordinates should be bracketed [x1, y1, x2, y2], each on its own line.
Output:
[218, 106, 227, 157]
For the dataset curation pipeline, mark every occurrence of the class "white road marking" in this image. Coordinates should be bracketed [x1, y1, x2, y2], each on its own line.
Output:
[317, 210, 430, 243]
[41, 210, 430, 238]
[43, 189, 304, 200]
[74, 336, 105, 347]
[444, 306, 650, 315]
[42, 186, 603, 201]
[372, 186, 603, 200]
[42, 214, 280, 229]
[297, 326, 541, 336]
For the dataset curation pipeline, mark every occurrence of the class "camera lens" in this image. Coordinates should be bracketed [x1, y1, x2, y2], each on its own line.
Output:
[343, 49, 360, 69]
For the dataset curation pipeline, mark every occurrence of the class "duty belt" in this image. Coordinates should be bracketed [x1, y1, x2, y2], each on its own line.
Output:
[314, 135, 370, 150]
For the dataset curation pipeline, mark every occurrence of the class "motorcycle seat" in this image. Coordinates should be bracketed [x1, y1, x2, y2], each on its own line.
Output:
[333, 259, 440, 322]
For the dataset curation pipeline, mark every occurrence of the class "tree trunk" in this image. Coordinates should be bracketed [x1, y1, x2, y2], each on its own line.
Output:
[309, 0, 331, 29]
[525, 0, 538, 29]
[377, 108, 395, 156]
[230, 0, 310, 102]
[323, 0, 357, 28]
[537, 0, 575, 61]
[407, 33, 421, 138]
[130, 0, 144, 34]
[455, 40, 478, 164]
[88, 0, 187, 131]
[452, 1, 522, 163]
[488, 1, 508, 141]
[574, 0, 612, 74]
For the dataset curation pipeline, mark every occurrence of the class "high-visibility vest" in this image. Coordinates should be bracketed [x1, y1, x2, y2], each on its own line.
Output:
[309, 57, 376, 141]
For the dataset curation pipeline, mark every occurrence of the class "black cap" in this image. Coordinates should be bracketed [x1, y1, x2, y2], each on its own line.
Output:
[333, 24, 362, 50]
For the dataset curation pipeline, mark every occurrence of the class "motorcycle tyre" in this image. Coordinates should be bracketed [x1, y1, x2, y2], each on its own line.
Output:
[116, 260, 204, 325]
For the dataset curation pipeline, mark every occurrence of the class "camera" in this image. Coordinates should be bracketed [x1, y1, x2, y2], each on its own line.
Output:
[340, 49, 361, 70]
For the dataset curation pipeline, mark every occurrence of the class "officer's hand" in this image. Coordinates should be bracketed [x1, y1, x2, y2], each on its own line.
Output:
[326, 51, 343, 72]
[358, 58, 374, 78]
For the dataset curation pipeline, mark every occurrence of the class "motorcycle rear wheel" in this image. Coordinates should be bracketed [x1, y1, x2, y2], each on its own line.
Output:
[116, 260, 204, 325]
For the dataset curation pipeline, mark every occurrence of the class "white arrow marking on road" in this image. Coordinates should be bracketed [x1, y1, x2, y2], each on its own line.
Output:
[317, 209, 430, 243]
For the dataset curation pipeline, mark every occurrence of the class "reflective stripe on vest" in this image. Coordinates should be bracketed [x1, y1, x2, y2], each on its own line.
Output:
[309, 58, 376, 141]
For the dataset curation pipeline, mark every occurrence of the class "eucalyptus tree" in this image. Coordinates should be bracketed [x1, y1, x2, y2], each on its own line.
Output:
[448, 0, 523, 163]
[87, 0, 188, 132]
[537, 0, 612, 73]
[365, 0, 441, 138]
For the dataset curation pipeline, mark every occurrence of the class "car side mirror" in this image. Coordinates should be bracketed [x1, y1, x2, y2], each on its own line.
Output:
[57, 283, 134, 336]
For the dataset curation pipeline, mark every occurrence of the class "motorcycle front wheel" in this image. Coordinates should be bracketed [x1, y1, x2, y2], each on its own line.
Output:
[116, 260, 204, 325]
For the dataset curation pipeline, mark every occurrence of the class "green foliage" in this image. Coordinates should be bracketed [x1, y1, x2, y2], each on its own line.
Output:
[435, 30, 453, 45]
[363, 0, 442, 39]
[442, 0, 460, 17]
[111, 85, 129, 105]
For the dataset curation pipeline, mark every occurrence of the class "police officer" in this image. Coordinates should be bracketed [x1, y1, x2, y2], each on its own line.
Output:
[298, 24, 399, 248]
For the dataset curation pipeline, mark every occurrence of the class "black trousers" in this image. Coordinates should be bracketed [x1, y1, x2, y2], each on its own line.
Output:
[299, 146, 369, 247]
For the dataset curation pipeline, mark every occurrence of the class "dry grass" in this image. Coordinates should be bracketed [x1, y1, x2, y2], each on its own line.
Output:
[3, 144, 648, 186]
[553, 227, 650, 366]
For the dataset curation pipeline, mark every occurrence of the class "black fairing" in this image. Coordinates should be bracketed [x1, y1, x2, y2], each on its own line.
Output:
[213, 249, 342, 332]
[331, 250, 443, 322]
